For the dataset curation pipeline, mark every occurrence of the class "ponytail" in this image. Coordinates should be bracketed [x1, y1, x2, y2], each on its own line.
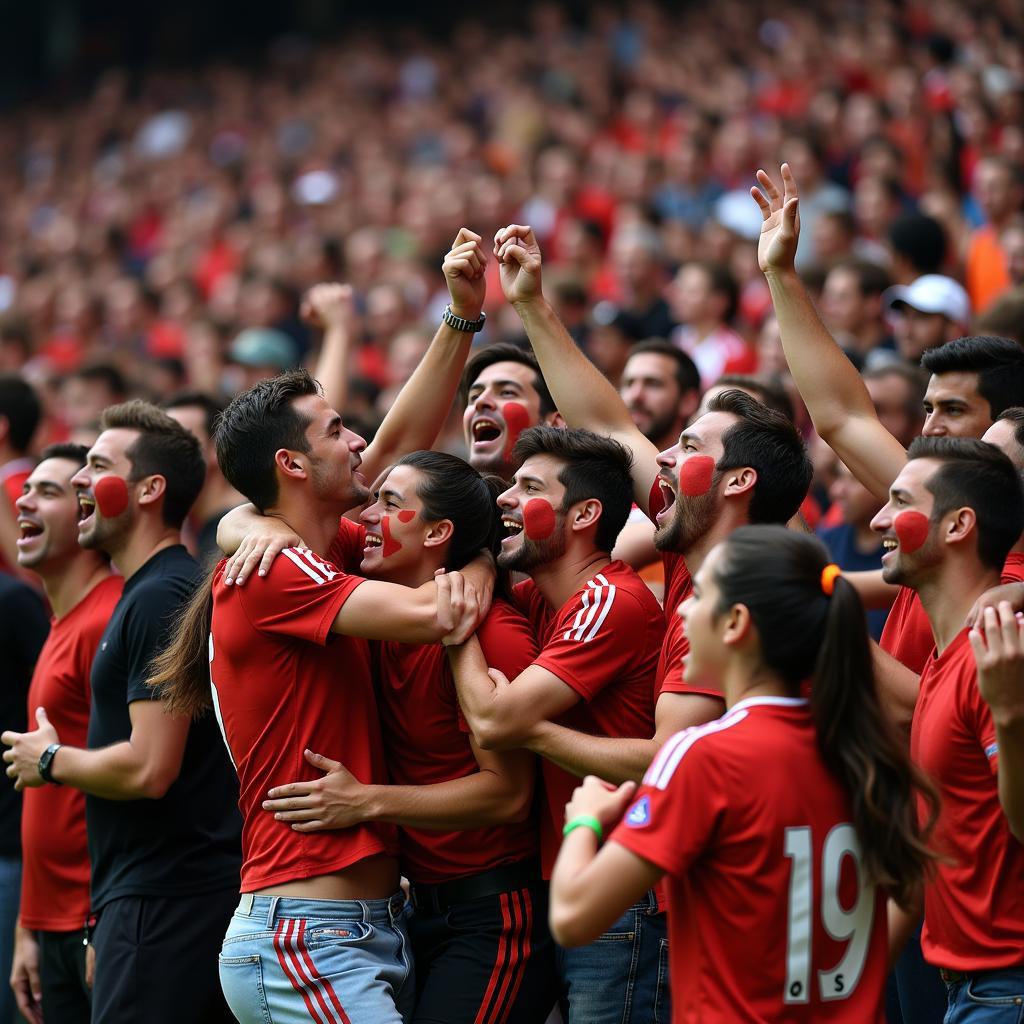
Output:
[713, 526, 938, 907]
[147, 563, 217, 718]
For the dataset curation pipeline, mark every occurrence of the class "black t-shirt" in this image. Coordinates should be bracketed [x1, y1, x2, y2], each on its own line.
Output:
[86, 545, 241, 909]
[0, 573, 50, 859]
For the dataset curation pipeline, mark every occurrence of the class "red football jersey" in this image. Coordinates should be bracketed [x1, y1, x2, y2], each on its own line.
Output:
[612, 698, 888, 1023]
[375, 600, 540, 884]
[911, 629, 1024, 970]
[514, 560, 663, 876]
[20, 575, 123, 931]
[210, 540, 396, 892]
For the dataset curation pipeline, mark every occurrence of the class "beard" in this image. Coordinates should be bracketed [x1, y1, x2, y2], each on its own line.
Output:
[655, 488, 720, 554]
[78, 512, 124, 554]
[497, 521, 568, 573]
[636, 405, 681, 447]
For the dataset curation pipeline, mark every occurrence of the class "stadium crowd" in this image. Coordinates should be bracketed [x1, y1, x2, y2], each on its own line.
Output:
[0, 0, 1023, 1022]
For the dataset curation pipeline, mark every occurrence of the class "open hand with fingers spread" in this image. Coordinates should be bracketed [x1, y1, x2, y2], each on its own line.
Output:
[751, 163, 801, 276]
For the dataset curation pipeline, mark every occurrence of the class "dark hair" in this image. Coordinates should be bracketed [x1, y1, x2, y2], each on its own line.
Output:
[148, 563, 218, 717]
[627, 340, 701, 396]
[830, 258, 892, 298]
[459, 342, 557, 417]
[396, 451, 505, 569]
[907, 436, 1024, 571]
[888, 213, 947, 275]
[712, 526, 938, 907]
[0, 375, 42, 453]
[511, 426, 633, 552]
[161, 391, 226, 440]
[715, 375, 795, 423]
[706, 390, 812, 523]
[38, 442, 89, 468]
[71, 362, 127, 398]
[996, 406, 1024, 452]
[215, 369, 320, 512]
[920, 336, 1024, 420]
[688, 260, 739, 324]
[862, 362, 929, 418]
[99, 401, 205, 529]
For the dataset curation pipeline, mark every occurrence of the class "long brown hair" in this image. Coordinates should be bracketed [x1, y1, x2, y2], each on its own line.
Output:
[711, 525, 939, 908]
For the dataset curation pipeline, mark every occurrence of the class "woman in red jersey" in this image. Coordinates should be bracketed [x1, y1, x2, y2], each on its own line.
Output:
[263, 451, 559, 1024]
[549, 525, 938, 1024]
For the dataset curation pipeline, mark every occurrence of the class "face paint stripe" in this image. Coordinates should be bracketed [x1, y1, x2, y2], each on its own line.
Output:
[381, 516, 402, 558]
[502, 402, 531, 464]
[396, 510, 415, 523]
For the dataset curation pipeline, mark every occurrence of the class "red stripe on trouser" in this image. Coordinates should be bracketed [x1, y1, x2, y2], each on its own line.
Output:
[274, 920, 330, 1024]
[292, 920, 352, 1024]
[494, 889, 533, 1024]
[473, 894, 516, 1024]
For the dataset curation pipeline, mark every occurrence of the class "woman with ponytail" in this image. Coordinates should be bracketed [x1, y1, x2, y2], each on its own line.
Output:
[549, 524, 938, 1023]
[259, 450, 559, 1023]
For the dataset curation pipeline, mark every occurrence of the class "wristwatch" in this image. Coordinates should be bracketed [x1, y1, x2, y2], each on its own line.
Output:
[38, 743, 63, 785]
[442, 305, 487, 333]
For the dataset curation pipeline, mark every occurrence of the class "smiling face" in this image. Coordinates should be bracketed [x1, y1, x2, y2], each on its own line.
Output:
[358, 464, 434, 584]
[921, 372, 992, 439]
[463, 361, 545, 476]
[71, 429, 142, 553]
[870, 457, 942, 586]
[290, 393, 369, 510]
[16, 457, 87, 572]
[653, 411, 736, 553]
[496, 454, 569, 572]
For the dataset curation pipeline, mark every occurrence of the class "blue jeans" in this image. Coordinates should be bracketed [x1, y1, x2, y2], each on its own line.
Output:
[944, 970, 1024, 1023]
[0, 857, 21, 1024]
[219, 893, 415, 1024]
[557, 890, 670, 1024]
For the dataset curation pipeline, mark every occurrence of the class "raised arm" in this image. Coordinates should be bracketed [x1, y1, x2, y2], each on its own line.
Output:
[308, 283, 358, 414]
[359, 229, 487, 482]
[494, 225, 663, 514]
[752, 165, 908, 501]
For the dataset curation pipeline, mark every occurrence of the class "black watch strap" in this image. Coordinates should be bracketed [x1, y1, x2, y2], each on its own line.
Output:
[38, 743, 63, 785]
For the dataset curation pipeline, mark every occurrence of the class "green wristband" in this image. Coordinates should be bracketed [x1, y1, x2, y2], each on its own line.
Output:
[562, 814, 603, 842]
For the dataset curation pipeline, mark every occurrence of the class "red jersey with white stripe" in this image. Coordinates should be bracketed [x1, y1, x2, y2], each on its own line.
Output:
[20, 575, 123, 931]
[611, 698, 888, 1024]
[911, 629, 1024, 970]
[374, 599, 540, 884]
[513, 560, 663, 876]
[211, 528, 396, 891]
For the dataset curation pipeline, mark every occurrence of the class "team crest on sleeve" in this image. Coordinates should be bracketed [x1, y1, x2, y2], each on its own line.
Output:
[626, 795, 651, 828]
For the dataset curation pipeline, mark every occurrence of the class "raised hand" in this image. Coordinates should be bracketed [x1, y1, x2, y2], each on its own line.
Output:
[493, 224, 543, 305]
[751, 163, 801, 275]
[301, 282, 357, 332]
[442, 228, 487, 320]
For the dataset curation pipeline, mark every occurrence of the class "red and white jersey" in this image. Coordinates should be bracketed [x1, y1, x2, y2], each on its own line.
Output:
[20, 575, 123, 931]
[912, 629, 1024, 970]
[374, 599, 540, 884]
[612, 697, 888, 1023]
[514, 560, 663, 875]
[210, 533, 396, 892]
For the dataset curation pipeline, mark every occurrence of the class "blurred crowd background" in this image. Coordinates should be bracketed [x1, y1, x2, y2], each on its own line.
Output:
[0, 0, 1021, 462]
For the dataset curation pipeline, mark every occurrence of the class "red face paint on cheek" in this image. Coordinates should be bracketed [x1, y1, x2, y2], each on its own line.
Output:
[396, 510, 415, 523]
[678, 455, 715, 497]
[523, 498, 556, 540]
[502, 402, 531, 463]
[93, 476, 129, 518]
[380, 516, 402, 558]
[648, 477, 665, 520]
[893, 510, 930, 553]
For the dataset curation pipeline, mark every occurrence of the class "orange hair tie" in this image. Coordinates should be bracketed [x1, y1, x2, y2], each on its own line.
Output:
[821, 563, 842, 596]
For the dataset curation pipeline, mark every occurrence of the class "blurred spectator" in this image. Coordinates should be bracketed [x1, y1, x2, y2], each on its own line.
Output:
[588, 304, 635, 388]
[883, 275, 971, 364]
[619, 340, 701, 452]
[0, 376, 41, 508]
[820, 259, 894, 366]
[862, 363, 929, 448]
[1001, 214, 1024, 287]
[226, 327, 299, 392]
[58, 364, 127, 445]
[975, 289, 1024, 349]
[966, 155, 1024, 313]
[887, 212, 948, 284]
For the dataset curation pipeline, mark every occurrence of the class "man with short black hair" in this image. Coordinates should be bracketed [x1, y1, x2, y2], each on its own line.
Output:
[0, 375, 41, 509]
[619, 340, 701, 452]
[2, 400, 242, 1024]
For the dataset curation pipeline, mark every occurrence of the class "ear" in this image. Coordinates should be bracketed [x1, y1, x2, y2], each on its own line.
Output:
[722, 466, 757, 499]
[423, 519, 454, 549]
[721, 602, 753, 647]
[543, 410, 566, 429]
[569, 498, 602, 533]
[944, 506, 977, 548]
[274, 448, 308, 483]
[135, 474, 167, 509]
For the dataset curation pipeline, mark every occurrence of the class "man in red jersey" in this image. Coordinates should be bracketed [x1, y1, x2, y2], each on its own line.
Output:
[8, 444, 122, 1024]
[446, 425, 666, 1024]
[871, 437, 1024, 1019]
[488, 222, 812, 782]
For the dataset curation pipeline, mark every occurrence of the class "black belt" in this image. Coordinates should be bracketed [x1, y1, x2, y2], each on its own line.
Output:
[409, 859, 542, 915]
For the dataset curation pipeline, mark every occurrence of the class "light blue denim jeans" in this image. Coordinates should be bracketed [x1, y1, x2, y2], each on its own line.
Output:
[944, 969, 1024, 1024]
[219, 892, 415, 1024]
[557, 890, 670, 1024]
